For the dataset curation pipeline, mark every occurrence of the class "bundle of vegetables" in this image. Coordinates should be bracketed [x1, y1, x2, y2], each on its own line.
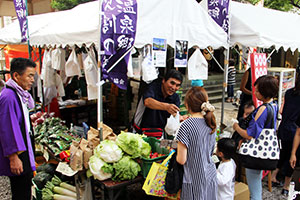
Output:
[30, 111, 54, 126]
[33, 117, 79, 156]
[116, 131, 151, 158]
[42, 175, 77, 200]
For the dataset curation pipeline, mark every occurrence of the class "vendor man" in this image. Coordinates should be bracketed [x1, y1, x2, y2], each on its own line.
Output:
[133, 69, 183, 137]
[0, 58, 36, 200]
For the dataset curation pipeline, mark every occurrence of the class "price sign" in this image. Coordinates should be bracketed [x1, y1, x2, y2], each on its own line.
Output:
[56, 162, 78, 176]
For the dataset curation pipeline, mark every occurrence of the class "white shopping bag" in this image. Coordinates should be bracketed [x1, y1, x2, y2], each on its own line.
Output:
[165, 112, 180, 136]
[83, 51, 98, 86]
[188, 48, 208, 80]
[65, 47, 81, 77]
[142, 53, 158, 84]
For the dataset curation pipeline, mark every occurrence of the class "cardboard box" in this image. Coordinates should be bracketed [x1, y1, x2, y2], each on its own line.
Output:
[234, 182, 249, 200]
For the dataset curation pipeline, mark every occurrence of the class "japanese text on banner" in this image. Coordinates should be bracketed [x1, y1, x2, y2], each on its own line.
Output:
[13, 0, 28, 42]
[100, 0, 137, 90]
[207, 0, 230, 34]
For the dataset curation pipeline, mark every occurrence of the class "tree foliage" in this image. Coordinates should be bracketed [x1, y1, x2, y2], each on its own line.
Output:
[51, 0, 94, 11]
[237, 0, 300, 12]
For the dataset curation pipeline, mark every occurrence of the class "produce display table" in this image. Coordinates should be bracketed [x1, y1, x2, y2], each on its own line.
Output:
[93, 176, 144, 200]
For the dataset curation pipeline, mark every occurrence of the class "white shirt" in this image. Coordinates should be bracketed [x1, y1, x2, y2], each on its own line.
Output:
[217, 159, 236, 200]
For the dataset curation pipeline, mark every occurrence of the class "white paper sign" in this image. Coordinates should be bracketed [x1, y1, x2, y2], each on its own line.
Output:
[152, 38, 167, 67]
[174, 40, 188, 68]
[56, 162, 78, 176]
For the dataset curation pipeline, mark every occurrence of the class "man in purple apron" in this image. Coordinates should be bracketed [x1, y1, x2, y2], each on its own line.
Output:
[0, 58, 36, 200]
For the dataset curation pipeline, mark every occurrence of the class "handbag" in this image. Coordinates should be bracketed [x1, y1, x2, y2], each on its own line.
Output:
[142, 151, 178, 199]
[165, 151, 183, 194]
[238, 103, 279, 170]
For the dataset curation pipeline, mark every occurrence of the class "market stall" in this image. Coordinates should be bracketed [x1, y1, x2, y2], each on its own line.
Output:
[0, 0, 231, 199]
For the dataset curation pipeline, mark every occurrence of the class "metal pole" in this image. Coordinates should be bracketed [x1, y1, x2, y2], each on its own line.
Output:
[233, 47, 251, 67]
[266, 49, 276, 61]
[38, 47, 45, 112]
[98, 0, 103, 141]
[221, 49, 230, 126]
[206, 47, 224, 71]
[25, 0, 31, 59]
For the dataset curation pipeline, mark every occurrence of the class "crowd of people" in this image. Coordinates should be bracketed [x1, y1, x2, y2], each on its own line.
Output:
[1, 56, 300, 200]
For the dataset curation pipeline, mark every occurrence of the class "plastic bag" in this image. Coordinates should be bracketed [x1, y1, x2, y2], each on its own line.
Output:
[83, 51, 98, 86]
[65, 47, 81, 77]
[142, 53, 158, 84]
[188, 48, 208, 80]
[165, 112, 180, 136]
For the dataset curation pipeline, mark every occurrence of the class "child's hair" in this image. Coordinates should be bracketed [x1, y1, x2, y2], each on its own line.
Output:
[184, 87, 216, 134]
[243, 100, 254, 110]
[217, 138, 237, 160]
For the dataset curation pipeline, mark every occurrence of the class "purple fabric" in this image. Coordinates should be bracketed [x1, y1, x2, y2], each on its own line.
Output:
[6, 79, 34, 109]
[247, 104, 278, 139]
[208, 0, 230, 34]
[13, 0, 28, 42]
[0, 88, 36, 176]
[100, 0, 137, 90]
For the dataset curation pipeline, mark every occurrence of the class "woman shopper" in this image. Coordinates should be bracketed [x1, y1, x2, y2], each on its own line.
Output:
[233, 75, 279, 200]
[176, 86, 217, 200]
[271, 75, 300, 196]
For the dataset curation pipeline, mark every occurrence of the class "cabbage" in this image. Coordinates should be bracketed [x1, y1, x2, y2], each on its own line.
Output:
[116, 132, 151, 158]
[94, 140, 123, 163]
[88, 155, 112, 181]
[113, 156, 141, 181]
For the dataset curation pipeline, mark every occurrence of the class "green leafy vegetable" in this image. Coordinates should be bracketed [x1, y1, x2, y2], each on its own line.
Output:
[101, 163, 114, 174]
[94, 140, 123, 163]
[88, 155, 112, 181]
[113, 156, 141, 181]
[116, 131, 151, 158]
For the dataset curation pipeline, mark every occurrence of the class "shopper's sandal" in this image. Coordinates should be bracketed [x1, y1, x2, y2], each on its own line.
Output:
[281, 189, 289, 197]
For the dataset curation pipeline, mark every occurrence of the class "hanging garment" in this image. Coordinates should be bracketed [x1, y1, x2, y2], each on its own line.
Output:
[51, 48, 66, 71]
[65, 47, 81, 77]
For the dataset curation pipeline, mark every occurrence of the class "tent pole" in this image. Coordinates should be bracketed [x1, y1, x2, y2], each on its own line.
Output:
[221, 49, 229, 126]
[266, 49, 276, 61]
[233, 47, 251, 67]
[205, 48, 224, 71]
[98, 0, 103, 141]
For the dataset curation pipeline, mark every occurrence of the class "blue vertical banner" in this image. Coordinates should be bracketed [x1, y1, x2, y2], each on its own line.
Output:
[207, 0, 230, 34]
[13, 0, 28, 42]
[100, 0, 138, 90]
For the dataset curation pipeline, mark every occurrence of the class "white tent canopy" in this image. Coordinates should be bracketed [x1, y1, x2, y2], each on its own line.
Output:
[230, 1, 300, 51]
[0, 0, 228, 49]
[135, 0, 228, 49]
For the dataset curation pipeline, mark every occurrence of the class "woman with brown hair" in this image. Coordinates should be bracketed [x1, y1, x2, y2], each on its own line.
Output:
[176, 86, 217, 200]
[233, 75, 279, 200]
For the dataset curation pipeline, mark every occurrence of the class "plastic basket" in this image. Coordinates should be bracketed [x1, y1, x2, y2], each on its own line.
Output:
[140, 137, 170, 178]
